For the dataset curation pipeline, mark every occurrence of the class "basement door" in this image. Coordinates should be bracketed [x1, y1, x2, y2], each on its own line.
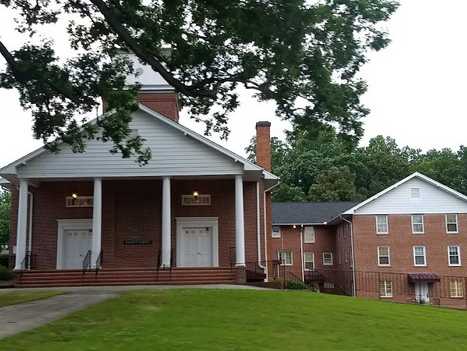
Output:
[62, 229, 92, 269]
[176, 218, 219, 267]
[415, 282, 430, 304]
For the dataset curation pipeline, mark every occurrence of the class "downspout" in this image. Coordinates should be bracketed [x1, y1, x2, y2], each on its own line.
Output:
[300, 225, 304, 281]
[342, 216, 356, 297]
[256, 182, 265, 270]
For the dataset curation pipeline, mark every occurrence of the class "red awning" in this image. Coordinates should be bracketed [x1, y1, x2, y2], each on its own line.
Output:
[408, 273, 440, 283]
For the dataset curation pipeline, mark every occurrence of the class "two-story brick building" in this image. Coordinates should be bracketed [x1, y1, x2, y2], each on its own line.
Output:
[271, 173, 467, 307]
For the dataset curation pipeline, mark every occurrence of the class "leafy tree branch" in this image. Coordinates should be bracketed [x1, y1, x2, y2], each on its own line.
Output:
[1, 0, 398, 162]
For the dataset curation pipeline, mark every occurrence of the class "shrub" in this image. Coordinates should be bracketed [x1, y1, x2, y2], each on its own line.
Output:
[267, 279, 285, 289]
[286, 279, 307, 290]
[0, 265, 14, 281]
[0, 254, 9, 268]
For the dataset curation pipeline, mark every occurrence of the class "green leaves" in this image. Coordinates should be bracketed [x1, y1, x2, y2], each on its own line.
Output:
[247, 127, 466, 202]
[0, 0, 398, 162]
[0, 190, 10, 246]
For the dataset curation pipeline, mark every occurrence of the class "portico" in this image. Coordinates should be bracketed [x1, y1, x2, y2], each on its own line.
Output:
[13, 174, 251, 273]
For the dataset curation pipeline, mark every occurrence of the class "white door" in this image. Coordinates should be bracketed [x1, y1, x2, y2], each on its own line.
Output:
[415, 282, 430, 304]
[63, 229, 93, 269]
[180, 226, 213, 267]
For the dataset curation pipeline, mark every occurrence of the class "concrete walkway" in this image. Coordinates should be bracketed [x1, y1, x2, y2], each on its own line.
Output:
[0, 291, 116, 339]
[0, 284, 268, 339]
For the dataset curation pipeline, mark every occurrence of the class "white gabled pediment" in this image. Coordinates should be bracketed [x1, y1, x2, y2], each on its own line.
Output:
[346, 173, 467, 215]
[6, 109, 249, 179]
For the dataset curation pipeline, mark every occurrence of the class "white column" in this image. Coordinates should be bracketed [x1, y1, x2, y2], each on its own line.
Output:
[161, 177, 171, 267]
[235, 175, 246, 266]
[91, 178, 102, 267]
[15, 179, 29, 270]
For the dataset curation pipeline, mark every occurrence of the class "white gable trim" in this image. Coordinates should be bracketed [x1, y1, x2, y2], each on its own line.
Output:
[344, 172, 467, 214]
[137, 104, 266, 173]
[0, 104, 279, 181]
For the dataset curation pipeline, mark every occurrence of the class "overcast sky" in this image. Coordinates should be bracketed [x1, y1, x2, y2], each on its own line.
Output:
[1, 0, 466, 168]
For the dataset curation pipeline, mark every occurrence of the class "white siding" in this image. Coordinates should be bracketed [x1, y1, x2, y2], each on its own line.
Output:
[17, 110, 243, 178]
[355, 178, 467, 214]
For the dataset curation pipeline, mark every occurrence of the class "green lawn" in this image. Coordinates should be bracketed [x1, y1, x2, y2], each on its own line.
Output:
[0, 290, 63, 307]
[2, 289, 467, 350]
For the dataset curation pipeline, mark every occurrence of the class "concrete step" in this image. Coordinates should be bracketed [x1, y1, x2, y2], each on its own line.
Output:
[15, 280, 236, 288]
[15, 267, 237, 287]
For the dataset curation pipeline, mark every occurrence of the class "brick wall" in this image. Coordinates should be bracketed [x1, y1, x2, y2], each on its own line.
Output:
[335, 221, 353, 272]
[19, 182, 94, 269]
[267, 225, 337, 279]
[102, 91, 179, 122]
[255, 121, 271, 172]
[352, 213, 467, 307]
[353, 213, 467, 276]
[10, 178, 262, 270]
[137, 91, 179, 122]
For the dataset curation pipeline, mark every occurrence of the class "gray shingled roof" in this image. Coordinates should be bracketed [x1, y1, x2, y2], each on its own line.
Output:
[272, 201, 358, 225]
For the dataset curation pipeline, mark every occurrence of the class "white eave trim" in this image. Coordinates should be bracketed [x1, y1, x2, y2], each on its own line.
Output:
[263, 169, 279, 181]
[0, 104, 280, 182]
[344, 172, 467, 214]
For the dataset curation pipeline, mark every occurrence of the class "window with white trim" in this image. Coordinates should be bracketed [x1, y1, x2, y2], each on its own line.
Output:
[448, 245, 461, 266]
[449, 279, 464, 298]
[278, 250, 293, 266]
[322, 252, 333, 266]
[413, 246, 427, 266]
[304, 226, 315, 243]
[379, 280, 393, 298]
[411, 215, 424, 234]
[377, 246, 391, 266]
[272, 226, 281, 238]
[304, 252, 314, 271]
[375, 215, 388, 234]
[446, 214, 459, 234]
[323, 282, 334, 289]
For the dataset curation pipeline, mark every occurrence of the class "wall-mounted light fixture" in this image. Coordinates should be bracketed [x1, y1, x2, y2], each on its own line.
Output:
[193, 191, 199, 198]
[71, 193, 78, 199]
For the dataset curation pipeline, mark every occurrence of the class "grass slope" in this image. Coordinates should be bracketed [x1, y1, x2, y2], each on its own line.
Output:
[1, 289, 467, 351]
[0, 291, 63, 307]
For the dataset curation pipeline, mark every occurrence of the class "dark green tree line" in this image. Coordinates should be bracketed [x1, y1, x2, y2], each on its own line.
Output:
[248, 131, 467, 202]
[0, 190, 11, 246]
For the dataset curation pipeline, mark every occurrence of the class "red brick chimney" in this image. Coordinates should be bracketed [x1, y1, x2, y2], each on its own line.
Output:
[102, 91, 179, 122]
[255, 121, 272, 171]
[137, 91, 180, 122]
[102, 53, 180, 122]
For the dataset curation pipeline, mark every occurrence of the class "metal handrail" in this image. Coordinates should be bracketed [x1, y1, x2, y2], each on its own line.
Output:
[95, 250, 103, 274]
[21, 251, 34, 270]
[82, 250, 92, 274]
